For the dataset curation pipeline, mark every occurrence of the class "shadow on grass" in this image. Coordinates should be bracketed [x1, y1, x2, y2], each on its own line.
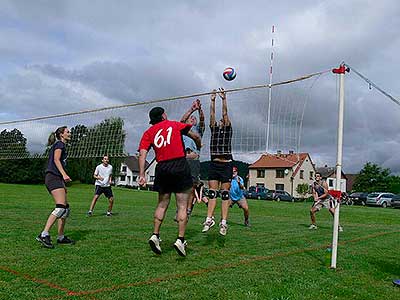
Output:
[368, 258, 400, 276]
[68, 229, 91, 241]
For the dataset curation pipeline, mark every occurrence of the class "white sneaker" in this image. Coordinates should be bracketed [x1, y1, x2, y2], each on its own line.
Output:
[173, 239, 187, 257]
[338, 226, 344, 232]
[309, 224, 317, 230]
[202, 218, 215, 233]
[149, 234, 162, 254]
[219, 223, 228, 236]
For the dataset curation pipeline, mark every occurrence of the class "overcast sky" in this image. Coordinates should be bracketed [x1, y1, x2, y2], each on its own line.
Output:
[1, 0, 399, 173]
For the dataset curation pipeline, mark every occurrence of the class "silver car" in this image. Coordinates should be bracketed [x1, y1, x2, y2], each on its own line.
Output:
[366, 192, 395, 208]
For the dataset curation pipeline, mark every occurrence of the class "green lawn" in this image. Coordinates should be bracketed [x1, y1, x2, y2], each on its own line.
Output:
[0, 182, 399, 300]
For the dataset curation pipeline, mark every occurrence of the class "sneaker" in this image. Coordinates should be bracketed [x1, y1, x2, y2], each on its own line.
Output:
[148, 234, 162, 254]
[309, 224, 318, 230]
[57, 236, 75, 245]
[87, 211, 92, 216]
[219, 223, 228, 236]
[202, 218, 215, 233]
[106, 212, 112, 217]
[173, 239, 187, 257]
[338, 226, 344, 232]
[244, 219, 251, 227]
[36, 234, 54, 249]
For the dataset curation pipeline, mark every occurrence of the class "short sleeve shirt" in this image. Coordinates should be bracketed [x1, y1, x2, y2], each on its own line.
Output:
[230, 175, 244, 201]
[139, 120, 192, 162]
[183, 124, 203, 156]
[46, 141, 67, 177]
[94, 164, 113, 187]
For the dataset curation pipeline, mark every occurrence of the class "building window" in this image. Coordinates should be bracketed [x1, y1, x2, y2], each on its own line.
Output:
[276, 169, 284, 178]
[256, 183, 265, 187]
[132, 176, 137, 181]
[127, 176, 131, 183]
[257, 170, 265, 178]
[120, 175, 126, 181]
[275, 183, 284, 191]
[150, 176, 155, 182]
[309, 171, 314, 180]
[122, 165, 127, 172]
[300, 170, 304, 179]
[328, 179, 334, 187]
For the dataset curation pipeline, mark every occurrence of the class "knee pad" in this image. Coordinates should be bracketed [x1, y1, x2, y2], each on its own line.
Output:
[61, 203, 70, 219]
[51, 204, 67, 218]
[221, 190, 230, 201]
[207, 189, 218, 199]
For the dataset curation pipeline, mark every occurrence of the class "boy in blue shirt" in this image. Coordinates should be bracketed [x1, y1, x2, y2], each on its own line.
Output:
[229, 166, 250, 227]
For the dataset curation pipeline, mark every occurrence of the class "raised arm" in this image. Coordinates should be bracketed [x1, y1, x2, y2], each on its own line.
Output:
[180, 100, 198, 123]
[210, 89, 217, 126]
[198, 99, 205, 134]
[219, 87, 230, 126]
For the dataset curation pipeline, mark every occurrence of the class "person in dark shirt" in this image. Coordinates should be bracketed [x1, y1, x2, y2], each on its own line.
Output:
[138, 106, 201, 257]
[202, 88, 233, 236]
[36, 126, 74, 249]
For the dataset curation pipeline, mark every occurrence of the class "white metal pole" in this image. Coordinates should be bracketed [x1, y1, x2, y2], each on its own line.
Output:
[331, 65, 345, 269]
[266, 25, 274, 153]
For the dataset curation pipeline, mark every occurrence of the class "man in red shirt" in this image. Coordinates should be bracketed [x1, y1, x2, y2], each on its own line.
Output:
[138, 106, 201, 257]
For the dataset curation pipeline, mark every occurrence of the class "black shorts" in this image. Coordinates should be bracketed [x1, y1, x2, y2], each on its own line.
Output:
[154, 157, 193, 193]
[186, 159, 201, 184]
[95, 186, 113, 198]
[45, 172, 65, 194]
[208, 161, 233, 183]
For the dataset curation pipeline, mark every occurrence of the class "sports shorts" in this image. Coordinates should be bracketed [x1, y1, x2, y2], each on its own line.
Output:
[154, 157, 193, 193]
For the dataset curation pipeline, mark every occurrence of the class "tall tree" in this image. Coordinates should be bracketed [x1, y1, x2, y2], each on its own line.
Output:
[353, 162, 392, 193]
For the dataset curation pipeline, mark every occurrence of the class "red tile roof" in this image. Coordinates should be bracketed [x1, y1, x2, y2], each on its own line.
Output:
[249, 153, 309, 169]
[249, 153, 313, 178]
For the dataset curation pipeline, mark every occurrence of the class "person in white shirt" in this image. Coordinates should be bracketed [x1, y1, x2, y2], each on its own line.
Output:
[87, 155, 114, 216]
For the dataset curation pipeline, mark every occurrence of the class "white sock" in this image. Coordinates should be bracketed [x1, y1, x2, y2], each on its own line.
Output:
[206, 216, 213, 222]
[221, 219, 227, 226]
[58, 235, 64, 240]
[41, 231, 49, 237]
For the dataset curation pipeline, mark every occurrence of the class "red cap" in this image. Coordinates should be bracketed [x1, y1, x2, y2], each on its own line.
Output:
[233, 166, 238, 172]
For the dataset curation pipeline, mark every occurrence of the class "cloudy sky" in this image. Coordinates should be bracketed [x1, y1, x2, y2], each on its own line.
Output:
[1, 0, 399, 173]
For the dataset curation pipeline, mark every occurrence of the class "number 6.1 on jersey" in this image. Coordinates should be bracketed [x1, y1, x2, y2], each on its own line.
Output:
[154, 127, 172, 148]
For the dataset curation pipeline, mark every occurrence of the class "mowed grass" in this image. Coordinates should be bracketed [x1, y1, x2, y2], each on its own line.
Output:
[0, 183, 399, 300]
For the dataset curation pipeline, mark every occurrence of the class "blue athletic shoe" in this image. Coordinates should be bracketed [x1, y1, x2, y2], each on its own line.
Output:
[393, 279, 400, 287]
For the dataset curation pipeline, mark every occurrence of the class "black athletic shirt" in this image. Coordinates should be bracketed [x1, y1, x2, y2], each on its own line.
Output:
[46, 141, 67, 177]
[210, 124, 233, 161]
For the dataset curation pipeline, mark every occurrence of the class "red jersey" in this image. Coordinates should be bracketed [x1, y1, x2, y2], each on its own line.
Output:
[139, 120, 192, 162]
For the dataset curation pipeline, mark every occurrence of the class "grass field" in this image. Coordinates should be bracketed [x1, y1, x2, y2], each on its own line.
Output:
[0, 182, 399, 300]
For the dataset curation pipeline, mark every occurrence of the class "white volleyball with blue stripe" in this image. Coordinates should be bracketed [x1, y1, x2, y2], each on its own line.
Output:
[223, 67, 236, 81]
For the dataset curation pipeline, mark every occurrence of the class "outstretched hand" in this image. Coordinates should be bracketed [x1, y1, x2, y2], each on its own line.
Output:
[218, 87, 226, 100]
[211, 89, 217, 102]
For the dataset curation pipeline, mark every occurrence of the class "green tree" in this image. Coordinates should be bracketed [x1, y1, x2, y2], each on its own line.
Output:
[353, 162, 392, 193]
[296, 183, 310, 201]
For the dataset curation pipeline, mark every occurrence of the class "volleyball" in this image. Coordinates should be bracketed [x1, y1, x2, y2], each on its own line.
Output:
[223, 67, 236, 81]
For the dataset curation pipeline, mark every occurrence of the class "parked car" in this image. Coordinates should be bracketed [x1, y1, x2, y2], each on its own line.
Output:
[273, 190, 295, 202]
[391, 194, 400, 208]
[366, 192, 395, 208]
[246, 186, 269, 200]
[348, 192, 368, 206]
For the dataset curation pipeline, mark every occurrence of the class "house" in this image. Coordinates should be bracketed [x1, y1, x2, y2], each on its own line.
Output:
[248, 151, 316, 197]
[345, 174, 358, 192]
[316, 165, 347, 193]
[115, 155, 157, 188]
